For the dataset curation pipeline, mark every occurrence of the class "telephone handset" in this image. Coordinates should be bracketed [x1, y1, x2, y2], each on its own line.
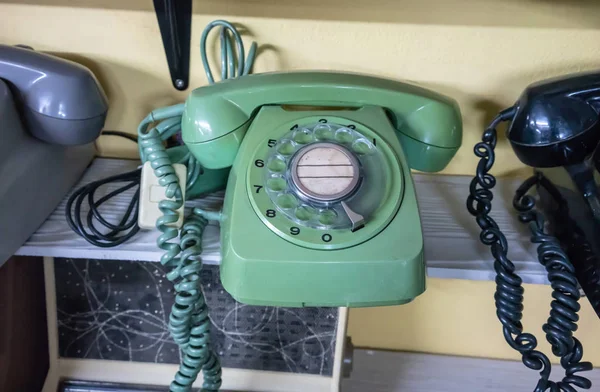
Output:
[181, 71, 461, 172]
[175, 71, 462, 307]
[509, 72, 600, 225]
[468, 71, 600, 391]
[0, 44, 107, 144]
[0, 45, 107, 264]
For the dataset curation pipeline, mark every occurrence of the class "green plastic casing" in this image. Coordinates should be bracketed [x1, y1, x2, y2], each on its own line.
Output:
[181, 71, 462, 172]
[166, 145, 230, 198]
[180, 71, 463, 307]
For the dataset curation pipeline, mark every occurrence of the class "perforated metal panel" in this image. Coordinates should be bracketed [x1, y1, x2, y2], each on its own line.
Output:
[54, 258, 338, 376]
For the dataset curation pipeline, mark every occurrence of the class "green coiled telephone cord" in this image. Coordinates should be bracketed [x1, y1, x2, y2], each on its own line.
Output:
[138, 106, 221, 392]
[137, 20, 257, 392]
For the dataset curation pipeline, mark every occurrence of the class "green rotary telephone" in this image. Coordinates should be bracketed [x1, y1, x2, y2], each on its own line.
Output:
[179, 71, 463, 307]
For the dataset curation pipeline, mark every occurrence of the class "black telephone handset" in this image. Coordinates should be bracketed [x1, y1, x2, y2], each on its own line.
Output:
[468, 72, 600, 392]
[509, 72, 600, 229]
[508, 72, 600, 168]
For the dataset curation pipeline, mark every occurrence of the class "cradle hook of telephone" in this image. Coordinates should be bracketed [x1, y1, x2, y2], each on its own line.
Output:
[466, 108, 593, 392]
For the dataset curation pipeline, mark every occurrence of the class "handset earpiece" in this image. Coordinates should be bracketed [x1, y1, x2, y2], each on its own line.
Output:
[0, 44, 108, 145]
[507, 72, 600, 222]
[391, 98, 462, 172]
[181, 94, 252, 169]
[507, 73, 600, 168]
[180, 19, 257, 170]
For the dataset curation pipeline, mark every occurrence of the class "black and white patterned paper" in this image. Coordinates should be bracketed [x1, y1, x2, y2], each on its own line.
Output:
[54, 258, 338, 375]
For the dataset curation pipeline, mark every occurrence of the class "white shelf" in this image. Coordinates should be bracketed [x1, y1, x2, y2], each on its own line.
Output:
[17, 158, 547, 284]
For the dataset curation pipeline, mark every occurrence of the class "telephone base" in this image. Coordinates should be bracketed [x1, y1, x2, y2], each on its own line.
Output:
[0, 78, 97, 266]
[219, 106, 426, 308]
[226, 293, 417, 309]
[220, 242, 425, 308]
[0, 79, 94, 265]
[220, 243, 425, 308]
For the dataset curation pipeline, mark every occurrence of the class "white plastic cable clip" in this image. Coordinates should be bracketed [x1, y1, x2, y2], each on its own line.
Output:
[138, 161, 187, 230]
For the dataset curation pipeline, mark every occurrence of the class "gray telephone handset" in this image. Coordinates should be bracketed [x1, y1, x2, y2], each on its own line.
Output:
[0, 45, 108, 265]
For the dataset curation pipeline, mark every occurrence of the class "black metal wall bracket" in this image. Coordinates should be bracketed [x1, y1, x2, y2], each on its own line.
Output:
[153, 0, 192, 91]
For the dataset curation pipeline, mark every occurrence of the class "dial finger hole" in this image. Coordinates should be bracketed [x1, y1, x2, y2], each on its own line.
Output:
[314, 124, 333, 140]
[335, 128, 354, 144]
[293, 128, 313, 144]
[267, 177, 287, 192]
[318, 209, 338, 225]
[267, 157, 287, 173]
[276, 140, 296, 156]
[277, 193, 299, 209]
[295, 205, 316, 221]
[352, 138, 375, 155]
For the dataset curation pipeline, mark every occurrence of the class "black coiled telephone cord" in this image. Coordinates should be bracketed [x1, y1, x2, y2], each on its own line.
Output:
[546, 197, 600, 319]
[466, 108, 593, 392]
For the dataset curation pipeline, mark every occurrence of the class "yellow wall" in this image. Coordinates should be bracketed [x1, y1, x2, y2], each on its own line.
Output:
[349, 278, 600, 364]
[2, 0, 599, 364]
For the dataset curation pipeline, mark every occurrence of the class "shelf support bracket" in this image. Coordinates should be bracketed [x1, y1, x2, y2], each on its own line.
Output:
[153, 0, 192, 90]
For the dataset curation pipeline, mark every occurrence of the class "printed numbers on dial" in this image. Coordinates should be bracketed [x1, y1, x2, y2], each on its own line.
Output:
[246, 116, 396, 250]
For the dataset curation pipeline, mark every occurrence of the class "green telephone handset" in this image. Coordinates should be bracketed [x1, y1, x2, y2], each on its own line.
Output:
[180, 71, 462, 307]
